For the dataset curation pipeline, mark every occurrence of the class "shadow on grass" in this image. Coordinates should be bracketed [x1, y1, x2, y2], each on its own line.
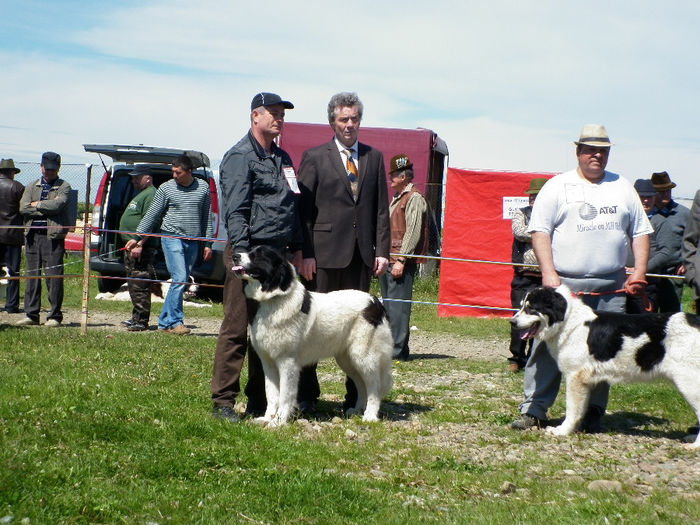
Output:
[546, 410, 691, 441]
[403, 352, 455, 360]
[302, 399, 432, 423]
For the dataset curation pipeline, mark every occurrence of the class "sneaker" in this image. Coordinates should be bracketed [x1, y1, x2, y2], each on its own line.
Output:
[169, 324, 191, 335]
[16, 317, 39, 326]
[578, 406, 604, 433]
[127, 322, 148, 332]
[511, 413, 544, 430]
[120, 319, 135, 327]
[212, 405, 241, 422]
[44, 319, 61, 327]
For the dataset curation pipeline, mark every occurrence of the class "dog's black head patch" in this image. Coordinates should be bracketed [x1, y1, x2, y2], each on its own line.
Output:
[241, 245, 295, 293]
[363, 296, 387, 327]
[523, 287, 568, 326]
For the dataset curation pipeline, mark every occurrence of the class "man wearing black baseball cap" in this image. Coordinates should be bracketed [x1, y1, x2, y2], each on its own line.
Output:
[211, 92, 303, 422]
[17, 151, 73, 327]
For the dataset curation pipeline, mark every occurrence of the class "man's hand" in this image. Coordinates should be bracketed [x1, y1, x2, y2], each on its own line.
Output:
[390, 260, 405, 278]
[299, 257, 316, 282]
[541, 270, 561, 288]
[202, 247, 213, 262]
[124, 239, 139, 251]
[374, 257, 389, 276]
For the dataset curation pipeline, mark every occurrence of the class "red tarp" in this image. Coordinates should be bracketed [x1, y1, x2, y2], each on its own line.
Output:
[437, 168, 556, 317]
[279, 122, 437, 199]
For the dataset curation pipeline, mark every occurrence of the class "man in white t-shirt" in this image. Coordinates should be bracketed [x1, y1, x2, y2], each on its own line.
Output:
[511, 124, 652, 433]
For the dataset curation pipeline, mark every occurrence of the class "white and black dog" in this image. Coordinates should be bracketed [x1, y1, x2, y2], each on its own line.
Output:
[232, 245, 393, 427]
[511, 284, 700, 447]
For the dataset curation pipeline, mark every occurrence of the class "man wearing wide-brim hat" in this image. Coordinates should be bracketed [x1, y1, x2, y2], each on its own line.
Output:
[647, 171, 689, 313]
[510, 124, 653, 434]
[0, 158, 25, 313]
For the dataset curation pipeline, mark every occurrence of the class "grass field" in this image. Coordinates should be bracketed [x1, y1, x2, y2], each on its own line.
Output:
[1, 257, 698, 524]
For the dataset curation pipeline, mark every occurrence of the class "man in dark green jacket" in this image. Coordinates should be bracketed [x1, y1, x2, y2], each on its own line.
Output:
[119, 165, 157, 331]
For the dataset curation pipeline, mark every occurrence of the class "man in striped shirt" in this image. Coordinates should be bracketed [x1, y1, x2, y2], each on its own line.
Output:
[126, 154, 213, 334]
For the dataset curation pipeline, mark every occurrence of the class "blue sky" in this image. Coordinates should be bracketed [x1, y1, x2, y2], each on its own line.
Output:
[2, 1, 700, 197]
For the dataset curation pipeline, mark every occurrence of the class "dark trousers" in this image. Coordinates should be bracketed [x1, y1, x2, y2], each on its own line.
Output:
[298, 246, 371, 410]
[210, 244, 266, 411]
[379, 261, 417, 360]
[626, 276, 681, 314]
[24, 232, 64, 322]
[509, 273, 542, 368]
[0, 242, 21, 311]
[124, 248, 156, 326]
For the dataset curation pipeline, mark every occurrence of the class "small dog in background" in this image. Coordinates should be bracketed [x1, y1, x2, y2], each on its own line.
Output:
[511, 284, 700, 447]
[95, 277, 208, 308]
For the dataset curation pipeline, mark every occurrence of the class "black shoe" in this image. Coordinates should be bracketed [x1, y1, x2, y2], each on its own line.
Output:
[2, 307, 19, 314]
[127, 322, 148, 332]
[511, 413, 544, 430]
[298, 400, 316, 415]
[120, 319, 134, 327]
[212, 405, 240, 422]
[579, 406, 604, 433]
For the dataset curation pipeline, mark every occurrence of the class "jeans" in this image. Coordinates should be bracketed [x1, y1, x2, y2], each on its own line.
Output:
[159, 236, 199, 330]
[379, 261, 417, 360]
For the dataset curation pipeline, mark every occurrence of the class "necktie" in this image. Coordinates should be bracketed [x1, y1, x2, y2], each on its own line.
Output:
[344, 149, 358, 199]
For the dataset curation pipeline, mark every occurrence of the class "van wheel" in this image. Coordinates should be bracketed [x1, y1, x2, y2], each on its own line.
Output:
[97, 275, 125, 293]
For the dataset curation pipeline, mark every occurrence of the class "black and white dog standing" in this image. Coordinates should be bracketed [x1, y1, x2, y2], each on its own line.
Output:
[511, 284, 700, 447]
[232, 245, 393, 427]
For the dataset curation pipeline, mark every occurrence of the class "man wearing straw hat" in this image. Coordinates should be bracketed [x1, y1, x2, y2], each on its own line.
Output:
[0, 159, 25, 314]
[510, 125, 652, 433]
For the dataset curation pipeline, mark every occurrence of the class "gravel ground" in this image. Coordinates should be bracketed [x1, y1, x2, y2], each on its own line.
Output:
[3, 307, 699, 500]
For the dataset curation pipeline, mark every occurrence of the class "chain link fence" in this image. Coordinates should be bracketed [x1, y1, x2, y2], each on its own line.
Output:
[14, 162, 99, 208]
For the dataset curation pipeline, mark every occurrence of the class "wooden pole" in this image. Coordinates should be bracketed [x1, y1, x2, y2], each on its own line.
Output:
[80, 164, 92, 335]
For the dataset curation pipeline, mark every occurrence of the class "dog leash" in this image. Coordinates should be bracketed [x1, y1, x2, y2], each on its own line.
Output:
[572, 280, 652, 311]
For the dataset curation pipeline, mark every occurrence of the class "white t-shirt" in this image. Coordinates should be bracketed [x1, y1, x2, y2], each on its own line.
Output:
[528, 169, 652, 277]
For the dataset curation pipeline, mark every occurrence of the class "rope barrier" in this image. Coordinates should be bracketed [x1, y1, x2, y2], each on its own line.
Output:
[0, 224, 690, 316]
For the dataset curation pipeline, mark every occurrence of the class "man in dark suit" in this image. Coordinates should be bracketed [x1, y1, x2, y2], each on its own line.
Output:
[296, 91, 390, 414]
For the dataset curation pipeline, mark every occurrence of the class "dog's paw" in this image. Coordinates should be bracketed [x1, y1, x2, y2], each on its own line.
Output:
[344, 407, 362, 418]
[546, 425, 572, 436]
[361, 414, 379, 422]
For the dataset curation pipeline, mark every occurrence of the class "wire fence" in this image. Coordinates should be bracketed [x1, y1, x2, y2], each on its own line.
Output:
[0, 221, 692, 334]
[13, 162, 97, 205]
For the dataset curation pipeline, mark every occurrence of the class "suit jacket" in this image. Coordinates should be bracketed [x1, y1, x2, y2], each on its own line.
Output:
[682, 189, 700, 294]
[297, 139, 390, 269]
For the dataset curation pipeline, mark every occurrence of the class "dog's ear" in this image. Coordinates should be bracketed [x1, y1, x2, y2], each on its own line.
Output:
[544, 288, 568, 325]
